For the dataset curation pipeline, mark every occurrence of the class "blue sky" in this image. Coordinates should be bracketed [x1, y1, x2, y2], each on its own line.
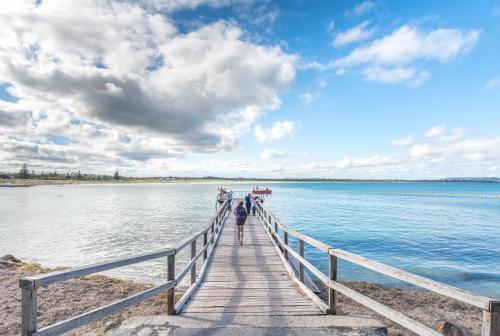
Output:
[0, 0, 499, 178]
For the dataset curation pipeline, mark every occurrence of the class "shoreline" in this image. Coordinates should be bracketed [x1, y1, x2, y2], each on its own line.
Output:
[1, 178, 499, 188]
[0, 259, 484, 336]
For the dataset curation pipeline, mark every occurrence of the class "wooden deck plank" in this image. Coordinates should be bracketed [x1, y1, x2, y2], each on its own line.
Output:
[179, 210, 322, 316]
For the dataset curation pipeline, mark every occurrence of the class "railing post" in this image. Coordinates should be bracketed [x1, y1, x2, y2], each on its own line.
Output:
[191, 240, 197, 285]
[299, 239, 304, 282]
[482, 303, 500, 336]
[20, 279, 37, 336]
[203, 232, 208, 261]
[283, 231, 288, 260]
[167, 254, 175, 315]
[328, 254, 338, 315]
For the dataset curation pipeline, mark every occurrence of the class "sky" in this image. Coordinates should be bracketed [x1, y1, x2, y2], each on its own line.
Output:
[0, 0, 499, 179]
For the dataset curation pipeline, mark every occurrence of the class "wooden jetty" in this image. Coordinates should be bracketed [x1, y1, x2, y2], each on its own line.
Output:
[19, 193, 500, 336]
[180, 211, 321, 316]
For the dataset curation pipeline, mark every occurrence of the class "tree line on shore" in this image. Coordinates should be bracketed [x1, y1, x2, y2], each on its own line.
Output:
[0, 163, 121, 181]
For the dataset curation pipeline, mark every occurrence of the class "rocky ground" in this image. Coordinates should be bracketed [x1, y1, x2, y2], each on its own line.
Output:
[314, 281, 482, 336]
[0, 258, 177, 336]
[1, 256, 483, 336]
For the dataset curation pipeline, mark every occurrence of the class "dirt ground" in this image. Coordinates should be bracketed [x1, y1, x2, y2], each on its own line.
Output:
[0, 261, 483, 336]
[314, 281, 482, 336]
[0, 262, 176, 336]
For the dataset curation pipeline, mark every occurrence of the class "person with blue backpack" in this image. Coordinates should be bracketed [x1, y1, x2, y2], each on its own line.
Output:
[234, 201, 248, 245]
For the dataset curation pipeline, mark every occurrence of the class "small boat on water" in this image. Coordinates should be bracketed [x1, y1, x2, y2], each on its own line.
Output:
[252, 187, 272, 195]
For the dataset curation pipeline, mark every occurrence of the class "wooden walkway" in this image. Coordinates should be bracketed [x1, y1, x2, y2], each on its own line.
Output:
[182, 208, 323, 316]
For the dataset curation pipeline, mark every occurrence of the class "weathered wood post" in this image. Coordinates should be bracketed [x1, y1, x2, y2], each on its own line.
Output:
[482, 302, 500, 336]
[191, 240, 197, 284]
[167, 254, 175, 315]
[283, 231, 288, 260]
[299, 239, 305, 282]
[20, 279, 37, 336]
[328, 254, 338, 315]
[203, 232, 208, 261]
[210, 222, 215, 245]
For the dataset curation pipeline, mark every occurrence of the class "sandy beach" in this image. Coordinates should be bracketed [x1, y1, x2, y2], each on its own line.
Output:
[0, 259, 484, 336]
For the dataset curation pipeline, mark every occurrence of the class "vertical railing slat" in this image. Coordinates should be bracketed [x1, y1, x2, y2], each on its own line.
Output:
[203, 232, 208, 261]
[21, 286, 37, 336]
[191, 240, 196, 285]
[482, 310, 500, 336]
[284, 231, 288, 261]
[167, 254, 175, 315]
[328, 254, 338, 315]
[299, 239, 305, 282]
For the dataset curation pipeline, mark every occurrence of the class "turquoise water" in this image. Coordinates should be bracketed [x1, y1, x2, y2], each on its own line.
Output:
[263, 182, 500, 297]
[0, 182, 498, 297]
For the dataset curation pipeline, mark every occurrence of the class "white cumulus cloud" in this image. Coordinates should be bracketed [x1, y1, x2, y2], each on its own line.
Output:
[347, 1, 376, 16]
[332, 20, 375, 47]
[254, 121, 296, 143]
[0, 0, 296, 171]
[362, 66, 430, 86]
[485, 77, 500, 89]
[425, 126, 447, 138]
[299, 92, 319, 103]
[334, 25, 479, 85]
[260, 148, 286, 160]
[390, 135, 415, 147]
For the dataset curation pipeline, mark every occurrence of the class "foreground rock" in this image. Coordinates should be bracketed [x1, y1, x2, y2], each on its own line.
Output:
[437, 322, 464, 336]
[0, 255, 22, 269]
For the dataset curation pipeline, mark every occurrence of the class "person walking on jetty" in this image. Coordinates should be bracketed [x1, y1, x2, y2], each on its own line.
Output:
[234, 201, 247, 245]
[251, 196, 257, 216]
[227, 190, 233, 210]
[245, 193, 252, 215]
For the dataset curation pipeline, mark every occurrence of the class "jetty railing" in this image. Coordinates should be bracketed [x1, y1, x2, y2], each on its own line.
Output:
[19, 200, 231, 336]
[256, 201, 500, 336]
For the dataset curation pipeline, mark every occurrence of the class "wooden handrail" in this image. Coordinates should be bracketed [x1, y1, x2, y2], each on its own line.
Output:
[19, 247, 176, 289]
[256, 201, 500, 336]
[33, 281, 176, 336]
[20, 200, 231, 336]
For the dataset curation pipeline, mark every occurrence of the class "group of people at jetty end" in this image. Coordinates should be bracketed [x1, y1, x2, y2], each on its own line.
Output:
[216, 188, 261, 245]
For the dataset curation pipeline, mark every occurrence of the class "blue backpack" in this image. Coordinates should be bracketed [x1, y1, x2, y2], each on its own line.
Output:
[235, 207, 247, 219]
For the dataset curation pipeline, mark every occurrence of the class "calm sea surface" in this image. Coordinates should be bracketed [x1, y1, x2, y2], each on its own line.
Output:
[0, 182, 499, 296]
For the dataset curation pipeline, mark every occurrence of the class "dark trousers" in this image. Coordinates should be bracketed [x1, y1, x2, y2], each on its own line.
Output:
[246, 204, 251, 215]
[252, 207, 256, 216]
